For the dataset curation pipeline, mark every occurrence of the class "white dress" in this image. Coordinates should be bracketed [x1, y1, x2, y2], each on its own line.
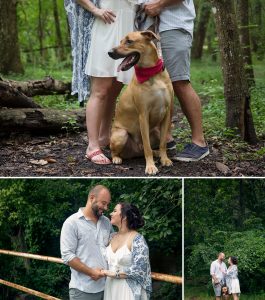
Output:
[85, 0, 136, 84]
[103, 244, 148, 300]
[231, 278, 241, 294]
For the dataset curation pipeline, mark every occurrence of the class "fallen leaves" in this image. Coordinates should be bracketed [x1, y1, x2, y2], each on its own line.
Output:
[216, 162, 230, 175]
[30, 159, 48, 166]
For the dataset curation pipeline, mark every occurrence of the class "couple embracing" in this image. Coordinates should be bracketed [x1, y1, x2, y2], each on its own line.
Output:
[60, 185, 152, 300]
[211, 252, 241, 300]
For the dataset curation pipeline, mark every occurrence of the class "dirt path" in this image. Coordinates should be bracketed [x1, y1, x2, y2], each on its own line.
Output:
[0, 131, 264, 177]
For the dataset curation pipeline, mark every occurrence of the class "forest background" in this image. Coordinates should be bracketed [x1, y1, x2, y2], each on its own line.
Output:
[185, 179, 265, 300]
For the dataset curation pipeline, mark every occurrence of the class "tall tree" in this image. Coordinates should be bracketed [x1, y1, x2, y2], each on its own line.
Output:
[236, 0, 255, 88]
[192, 0, 212, 59]
[52, 0, 65, 61]
[0, 0, 24, 74]
[210, 0, 257, 144]
[38, 0, 45, 59]
[250, 0, 264, 59]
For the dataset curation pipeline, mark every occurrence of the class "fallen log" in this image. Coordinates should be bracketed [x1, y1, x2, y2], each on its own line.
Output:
[0, 81, 41, 108]
[0, 108, 86, 134]
[1, 76, 71, 97]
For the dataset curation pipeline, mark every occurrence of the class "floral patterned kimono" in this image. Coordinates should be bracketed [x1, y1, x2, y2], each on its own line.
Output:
[124, 234, 152, 299]
[226, 265, 241, 294]
[64, 0, 98, 102]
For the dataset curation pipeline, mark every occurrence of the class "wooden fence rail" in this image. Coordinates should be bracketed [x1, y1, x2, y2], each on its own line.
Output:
[0, 279, 60, 300]
[0, 249, 182, 299]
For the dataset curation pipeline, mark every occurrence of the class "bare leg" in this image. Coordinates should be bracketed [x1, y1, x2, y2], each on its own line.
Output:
[86, 77, 115, 164]
[172, 80, 206, 147]
[232, 294, 239, 300]
[99, 80, 123, 147]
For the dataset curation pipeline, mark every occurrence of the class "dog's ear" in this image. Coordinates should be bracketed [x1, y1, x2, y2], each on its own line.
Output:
[141, 30, 160, 42]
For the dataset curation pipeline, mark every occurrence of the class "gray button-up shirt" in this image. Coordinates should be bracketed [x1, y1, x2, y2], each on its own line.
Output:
[60, 208, 113, 293]
[210, 259, 227, 282]
[159, 0, 196, 35]
[141, 0, 195, 36]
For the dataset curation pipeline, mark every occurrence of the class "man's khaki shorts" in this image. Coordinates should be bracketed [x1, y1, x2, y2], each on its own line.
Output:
[69, 289, 104, 300]
[160, 29, 193, 82]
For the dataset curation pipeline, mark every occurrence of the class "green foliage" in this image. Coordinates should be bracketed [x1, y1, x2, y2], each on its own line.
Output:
[17, 0, 70, 67]
[0, 179, 181, 298]
[153, 282, 182, 300]
[185, 179, 265, 294]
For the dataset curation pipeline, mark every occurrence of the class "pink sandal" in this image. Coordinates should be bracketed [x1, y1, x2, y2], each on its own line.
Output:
[85, 149, 111, 165]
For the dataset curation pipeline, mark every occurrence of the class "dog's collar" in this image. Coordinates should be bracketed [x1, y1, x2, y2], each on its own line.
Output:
[134, 58, 164, 84]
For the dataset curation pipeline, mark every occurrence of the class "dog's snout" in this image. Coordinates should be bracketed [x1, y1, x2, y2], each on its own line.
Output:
[108, 48, 125, 60]
[108, 49, 116, 59]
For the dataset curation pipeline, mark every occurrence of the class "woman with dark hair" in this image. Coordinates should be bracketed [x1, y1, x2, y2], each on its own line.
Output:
[101, 202, 152, 299]
[225, 256, 241, 300]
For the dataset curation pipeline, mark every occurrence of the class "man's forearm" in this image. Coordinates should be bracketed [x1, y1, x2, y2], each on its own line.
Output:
[68, 257, 94, 277]
[159, 0, 184, 9]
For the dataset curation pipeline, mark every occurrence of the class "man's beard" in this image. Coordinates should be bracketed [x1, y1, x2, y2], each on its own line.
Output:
[91, 202, 103, 218]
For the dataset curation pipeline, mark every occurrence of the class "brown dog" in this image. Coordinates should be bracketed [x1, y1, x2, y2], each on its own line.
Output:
[108, 31, 174, 175]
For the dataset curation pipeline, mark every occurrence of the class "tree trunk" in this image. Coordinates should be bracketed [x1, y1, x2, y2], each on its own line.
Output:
[192, 1, 212, 59]
[0, 0, 24, 74]
[206, 15, 217, 61]
[237, 180, 245, 229]
[0, 108, 86, 134]
[210, 0, 258, 144]
[38, 0, 45, 59]
[11, 227, 30, 273]
[1, 77, 71, 97]
[236, 0, 255, 88]
[251, 0, 264, 53]
[0, 81, 41, 108]
[52, 0, 65, 61]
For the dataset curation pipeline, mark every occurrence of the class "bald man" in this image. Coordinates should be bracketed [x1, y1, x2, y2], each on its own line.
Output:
[60, 185, 113, 300]
[210, 252, 227, 300]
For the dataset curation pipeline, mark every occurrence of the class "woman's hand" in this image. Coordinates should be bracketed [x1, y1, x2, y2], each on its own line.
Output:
[92, 7, 116, 24]
[101, 269, 114, 277]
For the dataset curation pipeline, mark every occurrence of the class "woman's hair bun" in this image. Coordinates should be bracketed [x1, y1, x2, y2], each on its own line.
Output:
[120, 202, 145, 230]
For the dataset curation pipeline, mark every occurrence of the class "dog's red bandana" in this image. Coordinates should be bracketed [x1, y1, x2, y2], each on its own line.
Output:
[134, 59, 164, 84]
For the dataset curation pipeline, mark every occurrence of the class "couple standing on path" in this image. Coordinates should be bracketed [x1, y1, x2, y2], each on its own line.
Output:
[211, 252, 241, 300]
[65, 0, 209, 165]
[60, 185, 152, 300]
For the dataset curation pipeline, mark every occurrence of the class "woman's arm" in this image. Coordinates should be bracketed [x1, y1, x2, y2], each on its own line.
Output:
[76, 0, 116, 24]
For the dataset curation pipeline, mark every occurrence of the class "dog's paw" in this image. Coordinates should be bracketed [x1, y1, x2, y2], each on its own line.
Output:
[112, 156, 122, 164]
[161, 157, 173, 167]
[145, 164, 159, 175]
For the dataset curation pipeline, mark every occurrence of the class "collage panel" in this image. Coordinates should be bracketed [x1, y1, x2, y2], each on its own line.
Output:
[0, 178, 182, 299]
[184, 179, 265, 300]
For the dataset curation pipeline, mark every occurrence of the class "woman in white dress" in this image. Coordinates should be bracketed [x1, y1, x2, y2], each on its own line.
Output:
[66, 0, 138, 165]
[225, 256, 241, 300]
[101, 202, 152, 300]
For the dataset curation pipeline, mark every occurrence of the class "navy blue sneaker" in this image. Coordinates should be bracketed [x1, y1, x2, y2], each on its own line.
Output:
[166, 140, 177, 150]
[173, 143, 209, 162]
[153, 140, 176, 150]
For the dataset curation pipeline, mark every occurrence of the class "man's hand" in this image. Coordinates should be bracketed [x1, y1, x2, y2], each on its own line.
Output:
[90, 268, 105, 281]
[144, 0, 163, 17]
[144, 0, 184, 16]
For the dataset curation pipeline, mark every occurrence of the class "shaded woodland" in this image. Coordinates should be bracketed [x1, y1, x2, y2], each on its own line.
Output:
[0, 179, 182, 299]
[185, 179, 265, 297]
